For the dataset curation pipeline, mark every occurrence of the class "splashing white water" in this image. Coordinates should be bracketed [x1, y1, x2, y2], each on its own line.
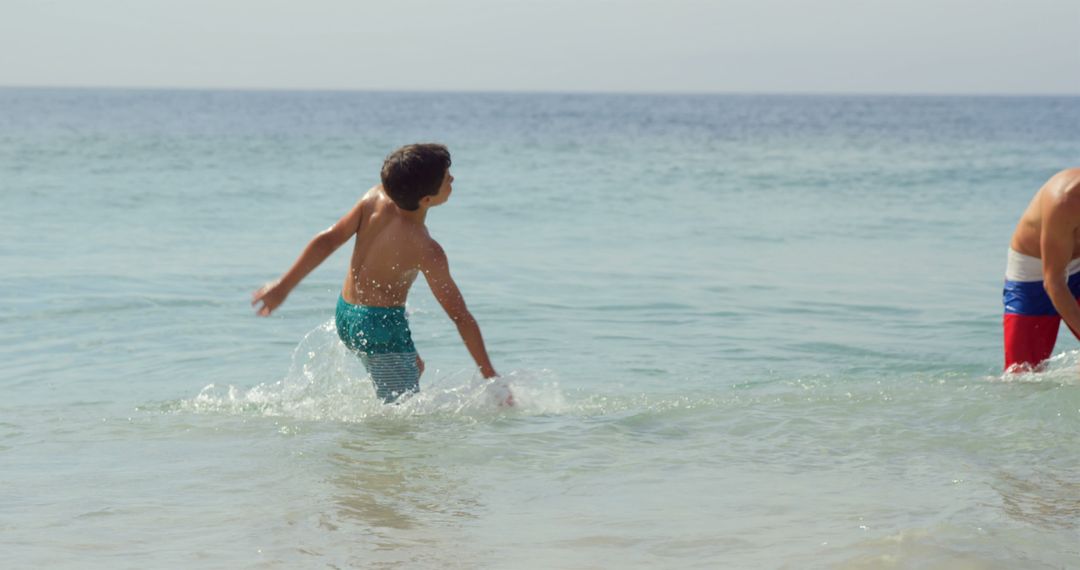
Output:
[998, 349, 1080, 386]
[180, 319, 566, 422]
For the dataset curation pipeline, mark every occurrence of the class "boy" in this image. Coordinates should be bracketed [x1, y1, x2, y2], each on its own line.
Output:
[252, 143, 505, 404]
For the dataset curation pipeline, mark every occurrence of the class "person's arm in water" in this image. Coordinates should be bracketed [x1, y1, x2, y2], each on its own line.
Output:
[420, 242, 498, 379]
[252, 200, 364, 316]
[1040, 183, 1080, 335]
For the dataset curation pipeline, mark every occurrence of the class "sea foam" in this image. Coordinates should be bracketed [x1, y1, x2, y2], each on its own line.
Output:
[180, 319, 566, 422]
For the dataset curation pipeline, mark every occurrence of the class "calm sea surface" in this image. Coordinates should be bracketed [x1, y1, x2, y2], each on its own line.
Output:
[2, 88, 1079, 568]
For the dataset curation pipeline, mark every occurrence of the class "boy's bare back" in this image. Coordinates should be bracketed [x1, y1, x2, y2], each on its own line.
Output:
[343, 186, 436, 307]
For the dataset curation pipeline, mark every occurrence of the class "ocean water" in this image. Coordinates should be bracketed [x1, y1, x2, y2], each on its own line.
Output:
[2, 88, 1079, 568]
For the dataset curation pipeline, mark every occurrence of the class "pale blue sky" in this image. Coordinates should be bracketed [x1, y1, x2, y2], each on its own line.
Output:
[1, 0, 1077, 94]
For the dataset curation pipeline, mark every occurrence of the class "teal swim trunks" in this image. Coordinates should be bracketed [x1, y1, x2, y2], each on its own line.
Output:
[335, 295, 420, 403]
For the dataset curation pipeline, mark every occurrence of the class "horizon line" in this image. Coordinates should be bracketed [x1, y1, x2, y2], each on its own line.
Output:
[2, 83, 1078, 99]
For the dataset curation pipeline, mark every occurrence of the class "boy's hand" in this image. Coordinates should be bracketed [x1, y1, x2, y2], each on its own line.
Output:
[252, 281, 288, 316]
[487, 376, 515, 407]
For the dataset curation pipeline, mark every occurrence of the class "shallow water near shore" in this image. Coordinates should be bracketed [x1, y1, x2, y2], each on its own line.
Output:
[3, 88, 1080, 568]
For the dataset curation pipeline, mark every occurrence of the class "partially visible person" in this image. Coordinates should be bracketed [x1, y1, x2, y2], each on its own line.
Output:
[1003, 168, 1080, 371]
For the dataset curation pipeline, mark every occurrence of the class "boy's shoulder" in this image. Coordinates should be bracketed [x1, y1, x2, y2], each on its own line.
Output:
[361, 185, 388, 208]
[358, 185, 401, 221]
[417, 234, 447, 270]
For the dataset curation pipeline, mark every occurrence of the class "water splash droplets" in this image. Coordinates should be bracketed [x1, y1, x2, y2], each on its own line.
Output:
[178, 319, 566, 422]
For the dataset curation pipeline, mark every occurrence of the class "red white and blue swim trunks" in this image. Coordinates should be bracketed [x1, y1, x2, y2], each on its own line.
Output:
[1002, 248, 1080, 371]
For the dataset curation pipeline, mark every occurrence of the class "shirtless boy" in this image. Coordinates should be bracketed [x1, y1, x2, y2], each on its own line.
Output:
[1003, 168, 1080, 372]
[252, 143, 502, 403]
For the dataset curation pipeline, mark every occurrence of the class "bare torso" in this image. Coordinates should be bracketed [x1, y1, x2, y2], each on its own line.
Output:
[341, 187, 434, 307]
[1010, 169, 1080, 259]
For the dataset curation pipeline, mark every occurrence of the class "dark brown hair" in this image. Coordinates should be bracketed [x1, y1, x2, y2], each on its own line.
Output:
[380, 143, 452, 211]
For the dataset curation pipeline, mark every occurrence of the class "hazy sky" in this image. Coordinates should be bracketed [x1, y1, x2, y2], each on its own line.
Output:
[2, 0, 1078, 94]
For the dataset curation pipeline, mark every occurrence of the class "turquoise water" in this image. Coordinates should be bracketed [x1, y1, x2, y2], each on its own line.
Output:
[3, 88, 1080, 568]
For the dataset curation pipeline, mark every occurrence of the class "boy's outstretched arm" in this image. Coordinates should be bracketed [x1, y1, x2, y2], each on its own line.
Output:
[252, 199, 365, 316]
[421, 243, 498, 379]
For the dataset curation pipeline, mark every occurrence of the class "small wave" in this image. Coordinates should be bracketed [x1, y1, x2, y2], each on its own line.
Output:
[163, 319, 1080, 428]
[828, 526, 1016, 570]
[172, 319, 567, 422]
[997, 349, 1080, 386]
